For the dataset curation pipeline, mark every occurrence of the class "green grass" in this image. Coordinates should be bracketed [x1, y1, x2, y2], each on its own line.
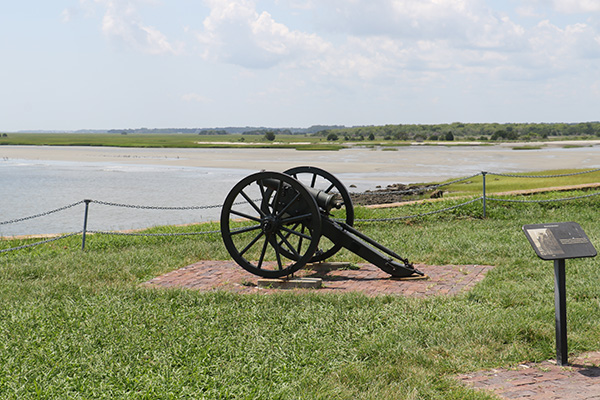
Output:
[438, 168, 600, 196]
[2, 190, 600, 398]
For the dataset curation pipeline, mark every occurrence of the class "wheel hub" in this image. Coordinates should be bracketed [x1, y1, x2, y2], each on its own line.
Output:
[261, 215, 279, 235]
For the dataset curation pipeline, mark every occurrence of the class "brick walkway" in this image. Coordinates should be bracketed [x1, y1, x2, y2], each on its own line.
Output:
[458, 352, 600, 399]
[142, 260, 492, 296]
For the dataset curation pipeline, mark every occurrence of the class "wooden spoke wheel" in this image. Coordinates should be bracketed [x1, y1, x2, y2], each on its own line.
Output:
[220, 171, 322, 278]
[283, 166, 354, 262]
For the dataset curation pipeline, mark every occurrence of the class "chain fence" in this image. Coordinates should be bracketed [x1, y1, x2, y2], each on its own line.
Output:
[90, 200, 223, 211]
[1, 169, 599, 253]
[488, 169, 600, 179]
[0, 232, 83, 253]
[0, 201, 85, 226]
[353, 197, 484, 223]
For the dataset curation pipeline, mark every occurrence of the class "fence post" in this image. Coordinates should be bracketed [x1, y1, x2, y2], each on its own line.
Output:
[482, 171, 487, 218]
[82, 199, 91, 250]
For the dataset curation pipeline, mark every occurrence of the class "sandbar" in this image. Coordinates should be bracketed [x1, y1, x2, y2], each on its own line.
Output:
[2, 141, 599, 184]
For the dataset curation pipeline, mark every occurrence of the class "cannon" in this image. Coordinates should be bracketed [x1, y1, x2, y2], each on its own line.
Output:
[220, 166, 424, 279]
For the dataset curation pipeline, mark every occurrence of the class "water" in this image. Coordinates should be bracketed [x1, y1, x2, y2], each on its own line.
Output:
[1, 144, 599, 236]
[1, 160, 253, 236]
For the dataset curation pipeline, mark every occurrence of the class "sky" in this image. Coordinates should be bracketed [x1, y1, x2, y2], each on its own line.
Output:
[1, 0, 599, 131]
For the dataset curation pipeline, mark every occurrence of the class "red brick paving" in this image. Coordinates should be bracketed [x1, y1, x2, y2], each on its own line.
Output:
[458, 352, 600, 399]
[142, 260, 492, 296]
[143, 261, 600, 399]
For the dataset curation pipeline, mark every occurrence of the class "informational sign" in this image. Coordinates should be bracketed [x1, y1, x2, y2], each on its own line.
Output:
[522, 221, 597, 366]
[522, 222, 597, 260]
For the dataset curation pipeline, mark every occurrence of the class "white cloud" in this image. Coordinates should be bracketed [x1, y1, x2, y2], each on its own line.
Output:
[311, 0, 600, 85]
[197, 0, 330, 68]
[67, 0, 600, 89]
[61, 7, 78, 23]
[311, 0, 491, 42]
[519, 0, 600, 14]
[515, 5, 544, 18]
[182, 93, 212, 103]
[528, 20, 600, 70]
[551, 0, 600, 13]
[73, 0, 183, 55]
[195, 0, 534, 79]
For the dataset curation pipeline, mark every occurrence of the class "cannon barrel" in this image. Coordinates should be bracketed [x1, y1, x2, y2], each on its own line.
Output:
[261, 177, 342, 212]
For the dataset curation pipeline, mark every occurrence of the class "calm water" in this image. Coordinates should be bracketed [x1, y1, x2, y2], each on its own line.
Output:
[1, 161, 255, 236]
[2, 144, 599, 236]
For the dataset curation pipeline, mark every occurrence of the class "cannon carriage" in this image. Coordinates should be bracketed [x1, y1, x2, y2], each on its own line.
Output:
[220, 166, 424, 279]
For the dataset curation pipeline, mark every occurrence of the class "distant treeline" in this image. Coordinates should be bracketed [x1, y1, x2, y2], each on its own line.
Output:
[314, 122, 600, 141]
[106, 125, 345, 135]
[26, 122, 599, 141]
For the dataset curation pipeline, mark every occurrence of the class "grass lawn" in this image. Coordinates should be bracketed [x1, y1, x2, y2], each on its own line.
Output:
[1, 188, 600, 399]
[439, 168, 600, 197]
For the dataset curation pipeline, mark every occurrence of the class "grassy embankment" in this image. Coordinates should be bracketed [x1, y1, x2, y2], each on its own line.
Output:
[1, 172, 600, 399]
[0, 133, 343, 151]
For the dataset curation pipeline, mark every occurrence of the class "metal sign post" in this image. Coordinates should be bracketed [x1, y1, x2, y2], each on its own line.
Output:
[553, 258, 567, 366]
[522, 222, 597, 366]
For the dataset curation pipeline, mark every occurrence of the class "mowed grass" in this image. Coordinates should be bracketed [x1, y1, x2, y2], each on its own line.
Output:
[1, 190, 600, 399]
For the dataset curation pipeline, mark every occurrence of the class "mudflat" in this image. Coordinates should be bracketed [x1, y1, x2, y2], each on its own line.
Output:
[2, 141, 599, 184]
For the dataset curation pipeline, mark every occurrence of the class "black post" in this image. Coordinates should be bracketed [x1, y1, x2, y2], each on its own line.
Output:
[554, 259, 568, 366]
[82, 199, 91, 250]
[482, 171, 487, 218]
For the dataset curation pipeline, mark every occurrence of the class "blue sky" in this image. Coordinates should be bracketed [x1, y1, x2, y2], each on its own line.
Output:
[1, 0, 599, 131]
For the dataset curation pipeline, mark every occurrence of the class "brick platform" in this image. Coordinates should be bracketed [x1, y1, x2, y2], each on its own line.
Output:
[142, 260, 492, 296]
[458, 352, 600, 399]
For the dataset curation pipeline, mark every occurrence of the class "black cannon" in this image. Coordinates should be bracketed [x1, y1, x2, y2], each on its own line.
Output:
[220, 166, 424, 279]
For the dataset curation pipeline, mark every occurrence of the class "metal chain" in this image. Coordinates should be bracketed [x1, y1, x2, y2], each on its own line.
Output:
[90, 200, 223, 211]
[0, 232, 82, 253]
[489, 168, 600, 179]
[0, 201, 85, 225]
[354, 197, 483, 222]
[487, 190, 600, 203]
[432, 173, 483, 188]
[87, 229, 221, 237]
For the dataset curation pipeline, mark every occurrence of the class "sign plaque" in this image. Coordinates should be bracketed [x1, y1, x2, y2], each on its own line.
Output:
[522, 222, 597, 366]
[523, 222, 596, 260]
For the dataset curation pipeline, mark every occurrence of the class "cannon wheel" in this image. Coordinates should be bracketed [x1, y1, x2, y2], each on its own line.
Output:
[283, 166, 354, 262]
[220, 171, 322, 278]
